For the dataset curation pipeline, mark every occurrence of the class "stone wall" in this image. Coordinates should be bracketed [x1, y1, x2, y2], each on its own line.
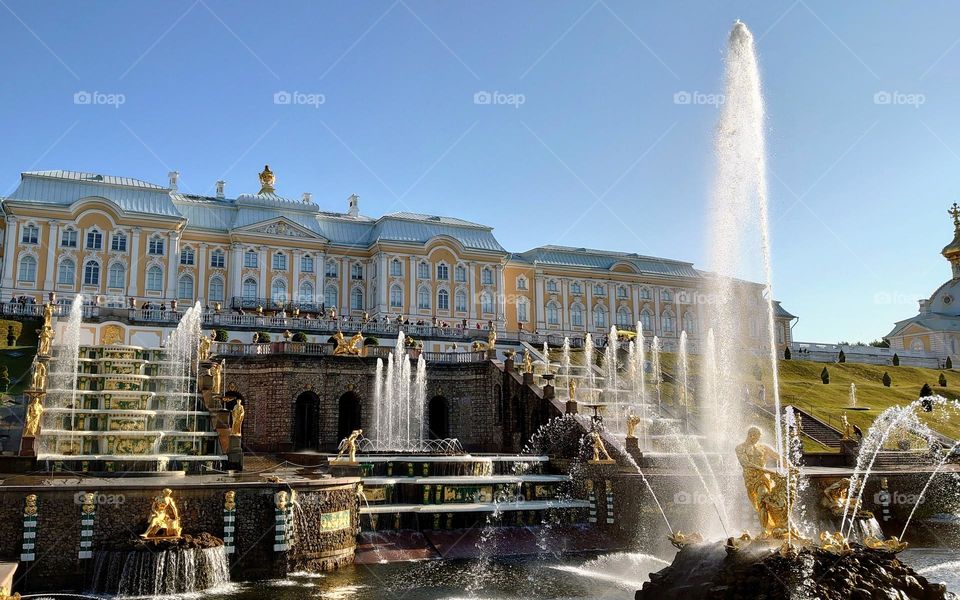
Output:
[0, 478, 358, 593]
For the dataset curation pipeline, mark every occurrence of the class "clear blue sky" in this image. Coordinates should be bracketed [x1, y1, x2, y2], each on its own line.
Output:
[1, 1, 958, 343]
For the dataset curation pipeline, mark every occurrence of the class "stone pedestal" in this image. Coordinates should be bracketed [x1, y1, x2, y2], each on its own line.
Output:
[227, 434, 243, 471]
[503, 355, 514, 372]
[329, 461, 361, 477]
[522, 372, 533, 385]
[565, 400, 578, 415]
[19, 436, 36, 457]
[624, 436, 643, 464]
[840, 440, 860, 466]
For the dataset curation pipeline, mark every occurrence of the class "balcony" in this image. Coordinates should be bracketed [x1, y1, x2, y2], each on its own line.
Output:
[211, 341, 487, 363]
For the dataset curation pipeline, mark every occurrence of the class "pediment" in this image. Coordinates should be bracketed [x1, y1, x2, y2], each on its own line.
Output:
[235, 217, 327, 241]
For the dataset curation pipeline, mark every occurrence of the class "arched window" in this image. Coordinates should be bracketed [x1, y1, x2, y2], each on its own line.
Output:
[300, 254, 314, 273]
[547, 301, 560, 325]
[438, 289, 450, 310]
[351, 263, 363, 280]
[480, 291, 493, 314]
[60, 227, 78, 248]
[640, 287, 651, 300]
[640, 309, 653, 332]
[209, 249, 225, 268]
[682, 311, 697, 334]
[244, 250, 258, 268]
[178, 274, 194, 300]
[272, 252, 287, 271]
[209, 277, 225, 302]
[86, 228, 103, 250]
[481, 267, 493, 285]
[83, 260, 100, 286]
[299, 281, 314, 303]
[593, 305, 607, 328]
[180, 247, 195, 265]
[437, 263, 449, 281]
[455, 264, 466, 282]
[271, 279, 287, 302]
[418, 261, 430, 279]
[17, 255, 37, 283]
[390, 284, 403, 308]
[661, 289, 672, 302]
[662, 311, 675, 333]
[57, 259, 75, 285]
[242, 278, 257, 300]
[517, 298, 528, 323]
[324, 285, 338, 308]
[351, 287, 364, 311]
[418, 286, 431, 310]
[146, 265, 163, 292]
[390, 258, 402, 277]
[325, 260, 338, 278]
[571, 304, 584, 327]
[455, 289, 467, 312]
[108, 263, 125, 289]
[617, 286, 629, 299]
[20, 224, 38, 244]
[617, 307, 631, 328]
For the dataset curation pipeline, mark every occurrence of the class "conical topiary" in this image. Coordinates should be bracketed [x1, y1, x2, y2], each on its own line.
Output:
[820, 366, 830, 384]
[882, 371, 891, 387]
[939, 372, 947, 387]
[892, 353, 900, 367]
[838, 349, 846, 363]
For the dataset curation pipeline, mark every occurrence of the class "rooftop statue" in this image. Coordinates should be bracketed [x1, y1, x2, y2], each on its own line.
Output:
[258, 164, 276, 194]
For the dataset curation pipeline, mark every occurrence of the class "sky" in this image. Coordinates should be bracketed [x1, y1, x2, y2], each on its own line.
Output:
[0, 1, 958, 343]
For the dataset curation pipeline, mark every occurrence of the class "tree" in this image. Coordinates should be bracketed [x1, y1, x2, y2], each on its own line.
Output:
[820, 367, 830, 384]
[292, 331, 308, 343]
[255, 331, 271, 343]
[882, 371, 891, 387]
[784, 346, 791, 360]
[892, 353, 900, 367]
[214, 329, 229, 342]
[920, 383, 933, 399]
[838, 350, 846, 363]
[947, 356, 954, 369]
[939, 372, 948, 387]
[364, 337, 379, 346]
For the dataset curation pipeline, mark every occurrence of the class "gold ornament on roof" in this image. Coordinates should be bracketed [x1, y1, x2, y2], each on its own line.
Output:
[258, 164, 276, 194]
[950, 202, 960, 231]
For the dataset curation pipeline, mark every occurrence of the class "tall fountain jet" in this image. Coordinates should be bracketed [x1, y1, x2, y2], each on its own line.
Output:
[705, 20, 784, 523]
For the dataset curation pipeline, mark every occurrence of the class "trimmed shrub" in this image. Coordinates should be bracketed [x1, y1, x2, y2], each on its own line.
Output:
[292, 331, 308, 343]
[838, 350, 846, 363]
[940, 372, 948, 387]
[364, 337, 379, 346]
[214, 329, 229, 342]
[783, 346, 791, 360]
[820, 367, 830, 384]
[882, 371, 891, 387]
[947, 356, 954, 369]
[892, 353, 900, 367]
[255, 331, 271, 343]
[920, 383, 933, 399]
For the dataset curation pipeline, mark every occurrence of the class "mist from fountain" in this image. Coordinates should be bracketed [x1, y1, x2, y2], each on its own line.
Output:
[850, 383, 858, 409]
[651, 336, 662, 410]
[39, 295, 84, 456]
[373, 331, 428, 451]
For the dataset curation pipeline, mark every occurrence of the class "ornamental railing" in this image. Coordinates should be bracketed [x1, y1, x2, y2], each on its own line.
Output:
[211, 341, 487, 363]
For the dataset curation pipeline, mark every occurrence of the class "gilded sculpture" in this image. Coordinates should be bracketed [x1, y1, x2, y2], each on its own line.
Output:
[568, 379, 577, 401]
[276, 490, 289, 511]
[522, 349, 533, 373]
[864, 535, 908, 553]
[586, 430, 614, 464]
[142, 488, 182, 539]
[23, 395, 44, 437]
[231, 400, 245, 436]
[224, 490, 236, 511]
[208, 360, 224, 396]
[23, 494, 38, 517]
[37, 325, 54, 357]
[821, 477, 872, 519]
[81, 492, 96, 515]
[668, 531, 703, 550]
[819, 531, 852, 555]
[735, 425, 801, 540]
[30, 360, 47, 391]
[337, 428, 363, 462]
[198, 332, 214, 362]
[333, 331, 364, 356]
[840, 414, 853, 441]
[626, 414, 642, 439]
[258, 164, 276, 194]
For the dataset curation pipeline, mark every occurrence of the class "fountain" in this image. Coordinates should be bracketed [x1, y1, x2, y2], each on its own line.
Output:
[371, 331, 428, 451]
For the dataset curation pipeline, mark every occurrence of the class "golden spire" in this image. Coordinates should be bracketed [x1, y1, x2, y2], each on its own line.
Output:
[258, 164, 276, 194]
[950, 202, 960, 232]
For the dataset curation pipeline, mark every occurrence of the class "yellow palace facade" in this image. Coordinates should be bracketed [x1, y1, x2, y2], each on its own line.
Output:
[0, 168, 796, 347]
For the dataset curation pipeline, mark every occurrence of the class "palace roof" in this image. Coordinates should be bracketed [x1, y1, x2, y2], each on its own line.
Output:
[7, 170, 182, 217]
[516, 245, 700, 279]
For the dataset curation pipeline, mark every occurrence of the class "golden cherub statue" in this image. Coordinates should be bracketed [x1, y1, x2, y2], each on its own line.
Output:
[735, 425, 801, 540]
[840, 414, 853, 440]
[337, 428, 363, 462]
[198, 332, 214, 362]
[23, 395, 44, 437]
[30, 360, 47, 391]
[142, 488, 182, 539]
[231, 400, 245, 436]
[258, 164, 276, 194]
[332, 331, 363, 355]
[586, 430, 614, 464]
[522, 349, 533, 373]
[626, 413, 642, 439]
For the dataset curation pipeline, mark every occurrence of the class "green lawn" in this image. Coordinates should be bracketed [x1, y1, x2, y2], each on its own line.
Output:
[0, 318, 39, 396]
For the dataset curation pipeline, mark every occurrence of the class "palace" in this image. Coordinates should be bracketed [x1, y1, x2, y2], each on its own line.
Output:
[0, 167, 796, 348]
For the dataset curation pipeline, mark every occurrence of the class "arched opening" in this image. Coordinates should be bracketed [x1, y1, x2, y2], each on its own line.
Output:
[294, 391, 321, 451]
[337, 391, 362, 442]
[428, 396, 449, 439]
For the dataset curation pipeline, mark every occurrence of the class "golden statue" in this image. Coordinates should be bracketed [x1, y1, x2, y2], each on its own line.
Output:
[568, 379, 577, 400]
[231, 400, 245, 436]
[820, 477, 872, 519]
[30, 360, 47, 391]
[668, 531, 703, 550]
[23, 494, 38, 517]
[198, 332, 214, 362]
[276, 490, 289, 511]
[337, 428, 363, 462]
[840, 414, 854, 441]
[258, 164, 276, 194]
[735, 425, 801, 539]
[587, 430, 614, 464]
[864, 535, 908, 553]
[626, 413, 642, 439]
[142, 488, 182, 539]
[487, 328, 497, 349]
[37, 325, 54, 357]
[208, 361, 224, 396]
[224, 490, 236, 511]
[522, 349, 533, 373]
[332, 331, 363, 356]
[42, 302, 53, 327]
[23, 395, 44, 437]
[819, 531, 852, 555]
[81, 492, 96, 515]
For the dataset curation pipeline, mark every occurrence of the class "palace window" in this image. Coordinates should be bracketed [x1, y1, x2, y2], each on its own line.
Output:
[57, 259, 75, 285]
[17, 255, 37, 283]
[593, 284, 605, 296]
[273, 252, 287, 271]
[593, 306, 607, 328]
[83, 260, 100, 286]
[480, 291, 493, 314]
[516, 276, 527, 291]
[271, 279, 287, 302]
[108, 263, 125, 289]
[209, 277, 225, 302]
[300, 254, 314, 273]
[455, 289, 467, 312]
[547, 301, 560, 325]
[437, 264, 449, 281]
[547, 279, 558, 293]
[351, 263, 363, 280]
[481, 268, 493, 285]
[351, 287, 364, 311]
[640, 309, 652, 332]
[517, 298, 528, 323]
[244, 251, 258, 269]
[640, 287, 651, 300]
[61, 228, 78, 248]
[662, 311, 675, 333]
[148, 236, 164, 255]
[438, 289, 450, 311]
[325, 260, 338, 278]
[210, 249, 225, 268]
[571, 304, 584, 327]
[418, 286, 431, 310]
[146, 266, 163, 292]
[86, 229, 103, 250]
[180, 247, 195, 266]
[324, 285, 338, 308]
[661, 289, 672, 302]
[570, 282, 582, 295]
[390, 259, 402, 277]
[682, 311, 697, 335]
[298, 281, 314, 303]
[112, 232, 128, 252]
[455, 265, 466, 282]
[418, 262, 430, 280]
[617, 307, 631, 328]
[617, 286, 629, 299]
[178, 275, 194, 300]
[242, 278, 258, 300]
[390, 285, 403, 308]
[21, 225, 38, 245]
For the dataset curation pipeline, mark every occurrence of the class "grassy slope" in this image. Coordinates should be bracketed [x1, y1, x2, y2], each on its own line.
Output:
[0, 319, 39, 396]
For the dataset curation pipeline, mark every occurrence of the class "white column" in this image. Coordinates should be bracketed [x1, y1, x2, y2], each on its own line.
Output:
[468, 263, 476, 321]
[561, 280, 569, 331]
[654, 288, 662, 335]
[230, 243, 243, 301]
[258, 246, 267, 303]
[377, 253, 387, 314]
[1, 216, 17, 290]
[197, 244, 207, 304]
[633, 284, 641, 327]
[165, 231, 180, 299]
[535, 273, 545, 329]
[128, 227, 141, 297]
[608, 282, 615, 328]
[409, 256, 417, 310]
[318, 251, 326, 307]
[495, 264, 505, 329]
[341, 257, 350, 314]
[42, 220, 59, 292]
[292, 250, 301, 304]
[586, 284, 594, 333]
